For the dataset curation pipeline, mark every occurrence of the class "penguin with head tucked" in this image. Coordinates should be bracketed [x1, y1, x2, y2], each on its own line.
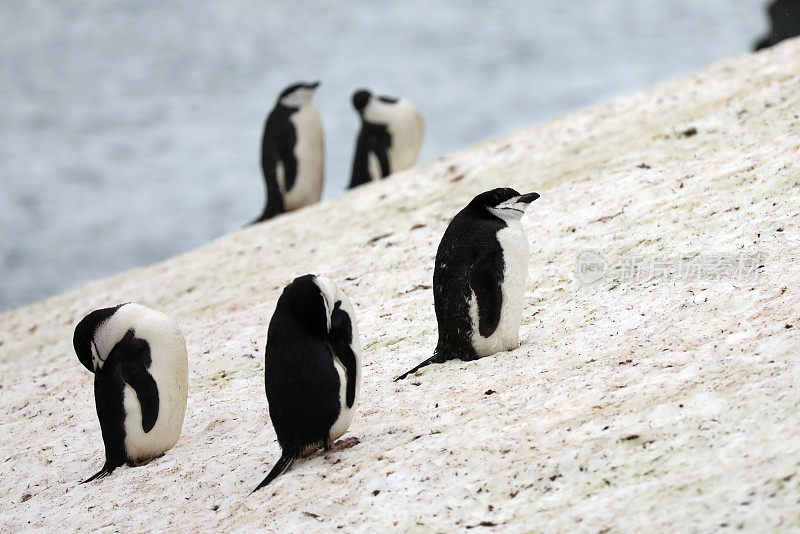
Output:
[73, 303, 189, 482]
[348, 89, 424, 188]
[252, 275, 362, 492]
[396, 188, 540, 381]
[254, 81, 325, 223]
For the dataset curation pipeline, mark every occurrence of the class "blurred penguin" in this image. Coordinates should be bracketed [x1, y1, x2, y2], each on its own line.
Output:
[254, 81, 325, 223]
[348, 89, 424, 188]
[754, 0, 800, 50]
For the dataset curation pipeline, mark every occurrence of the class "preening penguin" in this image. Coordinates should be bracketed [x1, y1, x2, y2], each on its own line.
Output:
[73, 303, 188, 482]
[348, 89, 424, 188]
[253, 275, 362, 493]
[254, 81, 325, 223]
[396, 188, 540, 381]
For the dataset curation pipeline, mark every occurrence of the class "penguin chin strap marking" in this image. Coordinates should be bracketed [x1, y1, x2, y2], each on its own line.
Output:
[394, 353, 446, 381]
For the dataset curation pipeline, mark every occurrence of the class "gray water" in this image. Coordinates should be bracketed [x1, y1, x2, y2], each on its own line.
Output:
[0, 0, 769, 311]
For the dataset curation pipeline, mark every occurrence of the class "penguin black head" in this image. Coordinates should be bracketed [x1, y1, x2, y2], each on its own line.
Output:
[73, 304, 125, 372]
[278, 274, 338, 336]
[352, 89, 372, 115]
[468, 188, 540, 221]
[278, 81, 320, 108]
[352, 89, 400, 116]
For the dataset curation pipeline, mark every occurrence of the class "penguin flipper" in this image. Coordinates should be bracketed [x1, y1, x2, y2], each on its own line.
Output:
[251, 453, 296, 494]
[365, 124, 391, 179]
[328, 301, 357, 407]
[373, 145, 390, 178]
[81, 459, 124, 483]
[470, 248, 505, 338]
[370, 127, 391, 178]
[113, 330, 160, 433]
[254, 154, 286, 223]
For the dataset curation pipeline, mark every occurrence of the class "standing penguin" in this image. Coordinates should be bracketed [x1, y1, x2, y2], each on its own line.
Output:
[253, 275, 362, 492]
[73, 303, 189, 481]
[254, 81, 325, 223]
[348, 89, 424, 188]
[396, 188, 540, 381]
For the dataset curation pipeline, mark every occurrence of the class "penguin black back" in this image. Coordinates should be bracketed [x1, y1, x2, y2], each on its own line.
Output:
[265, 276, 341, 460]
[254, 275, 362, 492]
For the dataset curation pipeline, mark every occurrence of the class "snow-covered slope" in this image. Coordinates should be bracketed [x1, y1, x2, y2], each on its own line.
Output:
[1, 38, 799, 532]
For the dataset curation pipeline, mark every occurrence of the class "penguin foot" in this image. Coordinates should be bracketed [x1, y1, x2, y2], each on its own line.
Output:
[126, 454, 162, 467]
[330, 437, 360, 452]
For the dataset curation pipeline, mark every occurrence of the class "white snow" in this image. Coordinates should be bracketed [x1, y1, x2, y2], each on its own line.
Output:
[1, 38, 800, 531]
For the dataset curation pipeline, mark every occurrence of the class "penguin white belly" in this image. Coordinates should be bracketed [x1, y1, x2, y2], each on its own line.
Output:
[469, 222, 529, 357]
[284, 104, 324, 211]
[123, 316, 188, 462]
[387, 102, 424, 173]
[328, 357, 356, 441]
[327, 290, 362, 441]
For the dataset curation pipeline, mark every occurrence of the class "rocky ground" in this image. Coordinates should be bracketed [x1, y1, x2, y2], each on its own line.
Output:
[1, 38, 799, 532]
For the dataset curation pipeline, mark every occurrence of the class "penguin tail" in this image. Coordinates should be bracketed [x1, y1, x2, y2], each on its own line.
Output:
[251, 453, 296, 494]
[248, 213, 270, 226]
[394, 353, 445, 381]
[81, 460, 121, 483]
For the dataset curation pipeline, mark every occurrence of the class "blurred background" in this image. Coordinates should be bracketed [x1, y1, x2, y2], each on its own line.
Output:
[0, 0, 775, 311]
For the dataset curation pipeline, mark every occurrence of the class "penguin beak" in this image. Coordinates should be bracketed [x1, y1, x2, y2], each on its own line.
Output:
[308, 81, 321, 90]
[517, 192, 540, 204]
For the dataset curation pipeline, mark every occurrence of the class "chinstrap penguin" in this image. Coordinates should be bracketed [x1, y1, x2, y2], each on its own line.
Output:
[396, 188, 540, 381]
[252, 275, 362, 492]
[348, 88, 424, 188]
[73, 303, 189, 482]
[254, 81, 325, 223]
